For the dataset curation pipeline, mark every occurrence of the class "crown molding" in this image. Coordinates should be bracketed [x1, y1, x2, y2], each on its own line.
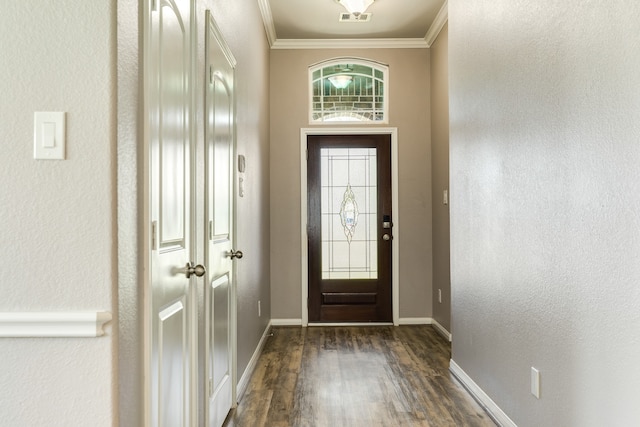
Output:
[257, 0, 277, 47]
[424, 0, 448, 47]
[259, 0, 444, 50]
[272, 38, 429, 50]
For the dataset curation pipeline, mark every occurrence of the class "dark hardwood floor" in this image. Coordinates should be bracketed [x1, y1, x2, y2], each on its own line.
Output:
[224, 325, 496, 427]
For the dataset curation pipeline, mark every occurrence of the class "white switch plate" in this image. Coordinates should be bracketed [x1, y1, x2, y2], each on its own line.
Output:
[531, 367, 541, 398]
[34, 112, 66, 160]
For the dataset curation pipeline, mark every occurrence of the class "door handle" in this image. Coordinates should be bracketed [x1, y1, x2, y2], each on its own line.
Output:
[382, 234, 391, 241]
[174, 262, 206, 278]
[226, 249, 244, 259]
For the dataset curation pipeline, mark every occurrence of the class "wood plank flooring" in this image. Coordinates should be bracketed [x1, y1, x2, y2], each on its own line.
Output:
[224, 325, 496, 427]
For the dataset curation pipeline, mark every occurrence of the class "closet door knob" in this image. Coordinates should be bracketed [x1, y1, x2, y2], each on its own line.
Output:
[226, 249, 243, 259]
[174, 262, 206, 278]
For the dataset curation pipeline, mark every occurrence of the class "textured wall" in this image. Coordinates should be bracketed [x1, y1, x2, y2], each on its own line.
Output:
[430, 23, 451, 333]
[0, 1, 116, 426]
[117, 0, 142, 425]
[450, 1, 640, 425]
[270, 49, 432, 321]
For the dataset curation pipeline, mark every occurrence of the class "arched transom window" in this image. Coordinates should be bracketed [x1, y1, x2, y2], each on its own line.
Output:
[310, 58, 388, 123]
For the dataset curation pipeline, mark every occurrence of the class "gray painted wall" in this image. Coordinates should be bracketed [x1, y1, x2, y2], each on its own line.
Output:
[270, 49, 433, 322]
[450, 1, 640, 425]
[118, 0, 142, 424]
[1, 2, 116, 425]
[430, 23, 451, 333]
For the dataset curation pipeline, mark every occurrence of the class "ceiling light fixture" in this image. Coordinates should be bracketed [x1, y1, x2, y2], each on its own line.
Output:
[328, 75, 353, 89]
[337, 0, 375, 18]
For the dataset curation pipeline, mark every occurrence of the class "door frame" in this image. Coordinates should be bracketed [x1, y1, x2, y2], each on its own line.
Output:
[300, 127, 400, 326]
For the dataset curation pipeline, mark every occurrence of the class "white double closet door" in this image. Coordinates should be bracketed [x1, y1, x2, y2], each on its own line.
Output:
[145, 2, 237, 426]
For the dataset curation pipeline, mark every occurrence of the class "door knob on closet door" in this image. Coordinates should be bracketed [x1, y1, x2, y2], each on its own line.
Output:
[174, 262, 206, 278]
[226, 249, 243, 259]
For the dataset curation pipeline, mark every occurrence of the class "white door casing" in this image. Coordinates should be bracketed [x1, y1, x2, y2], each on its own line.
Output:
[300, 128, 400, 326]
[145, 0, 197, 426]
[204, 11, 237, 427]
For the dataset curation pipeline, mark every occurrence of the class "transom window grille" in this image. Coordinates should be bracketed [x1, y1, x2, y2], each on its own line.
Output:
[310, 58, 388, 123]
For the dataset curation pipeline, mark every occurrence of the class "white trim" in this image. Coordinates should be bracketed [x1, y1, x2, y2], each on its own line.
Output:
[257, 0, 277, 47]
[273, 38, 429, 50]
[236, 320, 272, 400]
[300, 127, 400, 327]
[308, 322, 393, 327]
[300, 134, 309, 327]
[0, 312, 112, 337]
[449, 360, 518, 427]
[431, 319, 452, 342]
[207, 12, 238, 67]
[398, 317, 431, 325]
[270, 318, 303, 326]
[424, 0, 448, 48]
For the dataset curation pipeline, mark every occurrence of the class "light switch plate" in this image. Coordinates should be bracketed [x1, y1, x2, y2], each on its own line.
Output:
[34, 112, 66, 160]
[531, 367, 540, 398]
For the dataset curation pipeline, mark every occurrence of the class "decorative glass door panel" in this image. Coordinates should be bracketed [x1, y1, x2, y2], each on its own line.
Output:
[321, 148, 378, 279]
[308, 135, 392, 323]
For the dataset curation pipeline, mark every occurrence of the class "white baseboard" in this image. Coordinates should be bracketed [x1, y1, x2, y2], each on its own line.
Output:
[270, 316, 451, 344]
[431, 319, 452, 342]
[398, 317, 431, 325]
[236, 320, 272, 401]
[449, 360, 517, 427]
[270, 318, 302, 326]
[308, 322, 393, 327]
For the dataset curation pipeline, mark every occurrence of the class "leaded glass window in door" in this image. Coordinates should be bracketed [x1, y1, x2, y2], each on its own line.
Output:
[321, 148, 377, 279]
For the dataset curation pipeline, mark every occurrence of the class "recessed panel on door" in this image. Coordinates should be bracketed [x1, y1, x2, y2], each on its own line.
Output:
[159, 4, 187, 248]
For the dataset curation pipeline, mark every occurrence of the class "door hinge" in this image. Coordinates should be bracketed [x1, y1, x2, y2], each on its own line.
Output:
[306, 149, 309, 161]
[151, 0, 158, 12]
[151, 220, 157, 250]
[209, 378, 213, 397]
[208, 220, 213, 241]
[209, 66, 214, 85]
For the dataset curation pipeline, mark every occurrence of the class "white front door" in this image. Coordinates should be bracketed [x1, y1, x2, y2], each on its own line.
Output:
[146, 0, 196, 426]
[204, 12, 237, 427]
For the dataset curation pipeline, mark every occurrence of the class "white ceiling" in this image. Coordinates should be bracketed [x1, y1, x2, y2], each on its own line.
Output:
[259, 0, 448, 49]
